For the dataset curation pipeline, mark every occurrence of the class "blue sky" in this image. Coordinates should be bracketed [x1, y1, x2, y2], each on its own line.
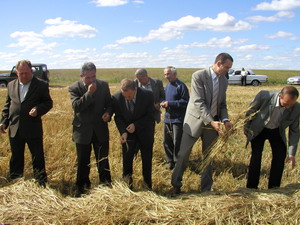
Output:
[0, 0, 300, 70]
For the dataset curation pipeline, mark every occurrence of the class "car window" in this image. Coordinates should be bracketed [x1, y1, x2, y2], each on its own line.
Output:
[234, 71, 241, 75]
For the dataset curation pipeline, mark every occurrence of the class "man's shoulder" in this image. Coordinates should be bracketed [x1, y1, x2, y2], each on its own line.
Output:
[191, 68, 210, 81]
[33, 77, 49, 87]
[112, 91, 122, 99]
[7, 79, 18, 89]
[150, 77, 163, 84]
[68, 80, 81, 90]
[96, 79, 108, 85]
[258, 90, 278, 98]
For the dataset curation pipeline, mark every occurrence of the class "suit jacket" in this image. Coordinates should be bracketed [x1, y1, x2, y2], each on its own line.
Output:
[112, 87, 155, 145]
[244, 90, 300, 156]
[69, 79, 112, 144]
[1, 76, 53, 138]
[135, 77, 165, 123]
[183, 68, 229, 138]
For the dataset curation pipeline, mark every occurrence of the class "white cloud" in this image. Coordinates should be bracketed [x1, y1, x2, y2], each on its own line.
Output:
[163, 13, 251, 31]
[295, 47, 300, 51]
[247, 11, 295, 22]
[0, 52, 18, 63]
[232, 44, 270, 52]
[265, 31, 298, 40]
[254, 0, 300, 11]
[8, 31, 57, 54]
[102, 44, 123, 49]
[117, 13, 251, 44]
[133, 0, 144, 3]
[92, 0, 128, 7]
[42, 17, 98, 38]
[63, 48, 97, 54]
[117, 36, 148, 44]
[117, 52, 149, 59]
[263, 55, 291, 61]
[177, 36, 248, 49]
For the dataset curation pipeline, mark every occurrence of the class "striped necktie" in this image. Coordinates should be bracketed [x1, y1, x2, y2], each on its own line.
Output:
[211, 76, 219, 117]
[127, 100, 135, 114]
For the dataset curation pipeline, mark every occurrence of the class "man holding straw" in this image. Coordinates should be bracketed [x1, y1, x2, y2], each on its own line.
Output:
[245, 86, 299, 189]
[170, 53, 234, 195]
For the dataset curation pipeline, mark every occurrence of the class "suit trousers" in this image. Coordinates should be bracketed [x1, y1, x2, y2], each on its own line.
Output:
[75, 132, 111, 188]
[122, 135, 153, 189]
[163, 123, 183, 164]
[247, 128, 286, 189]
[172, 124, 218, 192]
[9, 130, 47, 183]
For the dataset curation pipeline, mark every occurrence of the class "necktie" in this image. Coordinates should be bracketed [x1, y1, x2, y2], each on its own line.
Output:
[127, 100, 135, 114]
[211, 76, 219, 117]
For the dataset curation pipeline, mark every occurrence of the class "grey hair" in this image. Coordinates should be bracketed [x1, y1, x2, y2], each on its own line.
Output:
[165, 66, 177, 75]
[80, 62, 96, 76]
[135, 68, 148, 77]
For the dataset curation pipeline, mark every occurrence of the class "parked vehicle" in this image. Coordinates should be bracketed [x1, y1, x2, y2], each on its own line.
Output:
[287, 75, 300, 85]
[0, 63, 49, 88]
[228, 69, 268, 86]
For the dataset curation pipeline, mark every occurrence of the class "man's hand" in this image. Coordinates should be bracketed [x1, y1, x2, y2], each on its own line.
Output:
[160, 101, 168, 108]
[88, 82, 97, 94]
[102, 112, 110, 122]
[154, 103, 160, 110]
[210, 121, 224, 136]
[286, 155, 296, 169]
[126, 123, 135, 133]
[120, 132, 128, 144]
[224, 121, 233, 131]
[0, 124, 7, 134]
[29, 107, 38, 117]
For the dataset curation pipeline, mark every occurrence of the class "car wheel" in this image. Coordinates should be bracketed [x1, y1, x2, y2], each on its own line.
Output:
[251, 80, 260, 86]
[0, 82, 7, 88]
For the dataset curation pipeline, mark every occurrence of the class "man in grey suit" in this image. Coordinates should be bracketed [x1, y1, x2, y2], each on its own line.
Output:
[135, 68, 165, 123]
[69, 62, 112, 197]
[170, 53, 234, 195]
[244, 86, 299, 189]
[0, 60, 53, 186]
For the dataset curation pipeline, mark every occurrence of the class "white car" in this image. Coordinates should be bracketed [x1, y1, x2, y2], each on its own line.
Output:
[287, 75, 300, 85]
[228, 69, 268, 86]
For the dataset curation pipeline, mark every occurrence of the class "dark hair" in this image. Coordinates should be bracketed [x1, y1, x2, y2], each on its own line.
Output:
[121, 79, 136, 91]
[80, 62, 96, 76]
[280, 86, 299, 99]
[214, 53, 233, 64]
[16, 60, 32, 70]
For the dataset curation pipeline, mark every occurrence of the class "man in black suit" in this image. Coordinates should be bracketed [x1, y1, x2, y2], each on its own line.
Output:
[135, 68, 165, 123]
[0, 60, 53, 186]
[112, 79, 155, 189]
[69, 62, 112, 196]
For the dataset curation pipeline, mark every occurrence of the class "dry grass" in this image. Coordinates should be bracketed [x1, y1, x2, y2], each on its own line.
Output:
[0, 84, 300, 224]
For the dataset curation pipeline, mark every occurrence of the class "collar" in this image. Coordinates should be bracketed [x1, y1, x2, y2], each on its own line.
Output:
[210, 67, 218, 80]
[19, 80, 31, 86]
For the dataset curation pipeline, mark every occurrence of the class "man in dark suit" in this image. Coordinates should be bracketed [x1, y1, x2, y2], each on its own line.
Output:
[112, 79, 155, 189]
[135, 68, 165, 123]
[69, 62, 112, 196]
[244, 86, 299, 189]
[171, 53, 234, 195]
[0, 60, 53, 186]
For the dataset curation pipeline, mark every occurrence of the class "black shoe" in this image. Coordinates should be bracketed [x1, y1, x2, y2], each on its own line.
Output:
[169, 162, 175, 170]
[75, 186, 85, 198]
[169, 187, 181, 197]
